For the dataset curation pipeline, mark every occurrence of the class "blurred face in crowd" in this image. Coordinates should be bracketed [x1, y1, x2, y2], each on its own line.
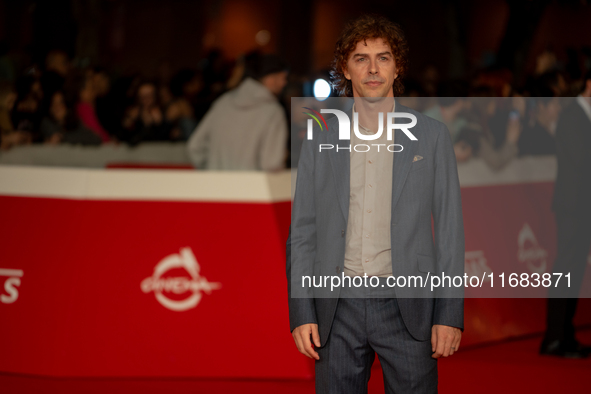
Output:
[261, 71, 288, 96]
[184, 75, 203, 97]
[454, 141, 472, 163]
[79, 77, 96, 103]
[472, 98, 496, 118]
[583, 78, 591, 98]
[30, 80, 43, 101]
[138, 83, 157, 107]
[46, 51, 70, 77]
[440, 98, 467, 120]
[159, 85, 173, 106]
[344, 38, 398, 98]
[541, 97, 561, 122]
[537, 97, 561, 134]
[552, 74, 568, 96]
[2, 91, 17, 110]
[50, 92, 68, 123]
[92, 72, 110, 97]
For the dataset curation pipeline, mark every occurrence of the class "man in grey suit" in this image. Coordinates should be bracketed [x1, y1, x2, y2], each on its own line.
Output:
[287, 14, 464, 393]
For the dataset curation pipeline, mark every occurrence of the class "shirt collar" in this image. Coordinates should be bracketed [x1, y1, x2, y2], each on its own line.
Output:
[351, 100, 396, 135]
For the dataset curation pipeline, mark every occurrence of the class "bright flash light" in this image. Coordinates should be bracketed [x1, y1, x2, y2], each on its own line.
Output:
[313, 79, 330, 101]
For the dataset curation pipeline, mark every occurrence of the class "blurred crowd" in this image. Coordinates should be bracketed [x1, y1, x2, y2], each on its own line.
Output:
[0, 48, 242, 151]
[399, 58, 587, 170]
[1, 45, 590, 171]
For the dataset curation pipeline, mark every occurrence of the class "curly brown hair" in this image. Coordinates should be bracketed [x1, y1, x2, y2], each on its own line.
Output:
[330, 14, 409, 97]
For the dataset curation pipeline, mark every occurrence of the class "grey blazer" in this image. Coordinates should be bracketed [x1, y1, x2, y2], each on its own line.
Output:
[287, 102, 464, 344]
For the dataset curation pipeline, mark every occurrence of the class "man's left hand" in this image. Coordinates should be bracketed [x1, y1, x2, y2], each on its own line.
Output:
[431, 324, 461, 358]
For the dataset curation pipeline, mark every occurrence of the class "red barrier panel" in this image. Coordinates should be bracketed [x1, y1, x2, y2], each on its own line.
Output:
[0, 195, 313, 378]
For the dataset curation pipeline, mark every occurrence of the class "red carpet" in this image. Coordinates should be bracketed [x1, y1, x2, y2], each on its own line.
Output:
[2, 329, 590, 393]
[438, 328, 591, 394]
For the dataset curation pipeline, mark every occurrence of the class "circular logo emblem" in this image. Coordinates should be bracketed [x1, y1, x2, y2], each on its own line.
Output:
[141, 247, 221, 311]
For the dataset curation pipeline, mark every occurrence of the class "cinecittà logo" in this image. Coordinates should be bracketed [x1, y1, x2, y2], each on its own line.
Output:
[303, 107, 417, 152]
[141, 247, 221, 311]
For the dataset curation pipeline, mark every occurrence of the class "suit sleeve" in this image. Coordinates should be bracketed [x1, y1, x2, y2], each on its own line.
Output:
[431, 125, 465, 330]
[286, 127, 318, 332]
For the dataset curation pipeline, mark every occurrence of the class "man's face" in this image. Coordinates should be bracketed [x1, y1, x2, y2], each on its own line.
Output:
[344, 37, 398, 98]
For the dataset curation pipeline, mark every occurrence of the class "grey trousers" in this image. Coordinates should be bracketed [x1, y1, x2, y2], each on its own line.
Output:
[315, 295, 437, 393]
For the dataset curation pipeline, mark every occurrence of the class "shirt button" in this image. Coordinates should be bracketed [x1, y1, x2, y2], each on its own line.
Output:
[368, 184, 373, 188]
[368, 160, 373, 164]
[365, 258, 369, 263]
[367, 209, 372, 213]
[366, 234, 370, 238]
[341, 229, 345, 237]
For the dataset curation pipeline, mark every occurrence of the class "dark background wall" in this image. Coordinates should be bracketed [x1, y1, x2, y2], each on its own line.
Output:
[1, 0, 591, 84]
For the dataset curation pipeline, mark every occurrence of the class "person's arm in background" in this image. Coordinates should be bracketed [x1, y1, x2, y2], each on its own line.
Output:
[39, 117, 63, 144]
[259, 107, 288, 171]
[77, 102, 110, 142]
[186, 104, 217, 169]
[478, 116, 520, 171]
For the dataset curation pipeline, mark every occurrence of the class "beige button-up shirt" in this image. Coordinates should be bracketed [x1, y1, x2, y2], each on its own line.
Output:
[344, 101, 395, 277]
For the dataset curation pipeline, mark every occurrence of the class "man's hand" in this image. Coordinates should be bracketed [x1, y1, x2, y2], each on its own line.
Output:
[292, 323, 320, 360]
[431, 324, 461, 358]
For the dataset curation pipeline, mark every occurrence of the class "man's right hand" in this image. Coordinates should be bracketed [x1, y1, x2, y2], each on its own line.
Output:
[292, 323, 320, 360]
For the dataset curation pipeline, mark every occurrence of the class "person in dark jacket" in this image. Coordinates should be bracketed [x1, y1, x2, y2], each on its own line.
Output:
[540, 70, 591, 358]
[40, 90, 102, 146]
[122, 81, 170, 146]
[518, 90, 559, 156]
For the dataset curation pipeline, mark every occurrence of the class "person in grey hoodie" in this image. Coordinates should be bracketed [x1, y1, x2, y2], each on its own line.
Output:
[187, 54, 288, 171]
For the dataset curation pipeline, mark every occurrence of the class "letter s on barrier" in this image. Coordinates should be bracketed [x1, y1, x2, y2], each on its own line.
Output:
[1, 277, 20, 304]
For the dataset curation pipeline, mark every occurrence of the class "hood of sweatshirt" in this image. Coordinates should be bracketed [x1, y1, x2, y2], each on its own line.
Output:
[231, 77, 277, 109]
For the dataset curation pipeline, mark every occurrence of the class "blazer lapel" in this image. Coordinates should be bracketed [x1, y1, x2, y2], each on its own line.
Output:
[391, 102, 418, 213]
[328, 124, 350, 222]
